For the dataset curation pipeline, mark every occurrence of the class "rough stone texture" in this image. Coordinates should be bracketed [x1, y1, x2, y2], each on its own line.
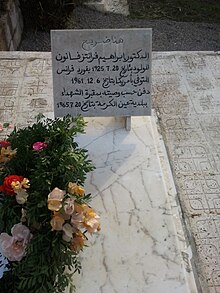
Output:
[0, 52, 53, 127]
[86, 0, 129, 16]
[0, 0, 23, 51]
[104, 0, 129, 15]
[153, 51, 220, 293]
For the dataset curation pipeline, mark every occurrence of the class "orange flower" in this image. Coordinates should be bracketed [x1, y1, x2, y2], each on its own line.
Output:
[83, 208, 100, 234]
[50, 212, 65, 231]
[0, 146, 16, 163]
[74, 203, 88, 214]
[72, 203, 100, 234]
[47, 187, 65, 212]
[68, 182, 85, 196]
[21, 178, 30, 189]
[69, 231, 86, 252]
[11, 178, 30, 192]
[48, 199, 62, 212]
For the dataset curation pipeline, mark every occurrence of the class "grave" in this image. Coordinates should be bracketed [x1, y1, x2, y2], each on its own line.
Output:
[0, 51, 198, 292]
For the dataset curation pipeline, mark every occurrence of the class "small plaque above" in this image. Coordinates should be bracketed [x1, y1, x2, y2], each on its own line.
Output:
[51, 29, 152, 117]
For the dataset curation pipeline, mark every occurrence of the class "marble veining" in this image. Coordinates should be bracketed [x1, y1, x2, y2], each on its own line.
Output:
[71, 116, 197, 293]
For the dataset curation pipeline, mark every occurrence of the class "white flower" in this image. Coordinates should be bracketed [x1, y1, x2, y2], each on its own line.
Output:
[15, 189, 28, 205]
[62, 223, 75, 242]
[0, 223, 32, 261]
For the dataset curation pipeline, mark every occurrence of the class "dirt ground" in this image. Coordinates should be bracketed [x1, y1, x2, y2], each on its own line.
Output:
[19, 6, 220, 52]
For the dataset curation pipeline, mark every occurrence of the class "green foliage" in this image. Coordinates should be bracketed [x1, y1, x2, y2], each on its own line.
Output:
[0, 115, 95, 292]
[19, 0, 88, 30]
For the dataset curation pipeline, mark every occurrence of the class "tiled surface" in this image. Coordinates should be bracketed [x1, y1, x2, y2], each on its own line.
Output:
[0, 52, 197, 292]
[0, 52, 54, 127]
[153, 51, 220, 293]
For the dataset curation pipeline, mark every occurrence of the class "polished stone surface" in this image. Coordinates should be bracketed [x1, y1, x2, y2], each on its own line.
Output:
[71, 115, 197, 293]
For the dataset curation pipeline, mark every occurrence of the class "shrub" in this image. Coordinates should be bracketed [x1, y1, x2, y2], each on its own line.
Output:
[19, 0, 88, 30]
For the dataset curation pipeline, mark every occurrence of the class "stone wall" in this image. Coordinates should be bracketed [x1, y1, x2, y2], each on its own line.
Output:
[86, 0, 129, 16]
[0, 0, 23, 50]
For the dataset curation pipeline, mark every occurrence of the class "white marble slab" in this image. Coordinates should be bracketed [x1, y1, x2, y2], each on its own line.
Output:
[71, 116, 197, 293]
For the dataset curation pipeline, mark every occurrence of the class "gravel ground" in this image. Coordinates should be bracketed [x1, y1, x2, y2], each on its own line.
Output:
[19, 6, 220, 52]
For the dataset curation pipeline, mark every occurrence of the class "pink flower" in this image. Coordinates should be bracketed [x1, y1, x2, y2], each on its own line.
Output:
[0, 223, 32, 261]
[32, 141, 48, 151]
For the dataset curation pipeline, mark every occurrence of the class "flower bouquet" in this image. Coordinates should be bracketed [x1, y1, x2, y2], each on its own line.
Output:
[0, 115, 100, 292]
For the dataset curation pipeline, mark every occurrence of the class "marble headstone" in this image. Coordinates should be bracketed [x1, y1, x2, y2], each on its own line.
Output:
[51, 29, 152, 117]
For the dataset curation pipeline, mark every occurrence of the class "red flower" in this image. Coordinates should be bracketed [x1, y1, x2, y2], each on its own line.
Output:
[0, 175, 24, 195]
[0, 140, 10, 148]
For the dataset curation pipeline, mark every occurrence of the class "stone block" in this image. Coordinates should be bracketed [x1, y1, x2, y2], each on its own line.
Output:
[105, 0, 129, 15]
[51, 29, 152, 118]
[86, 0, 129, 15]
[85, 1, 106, 13]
